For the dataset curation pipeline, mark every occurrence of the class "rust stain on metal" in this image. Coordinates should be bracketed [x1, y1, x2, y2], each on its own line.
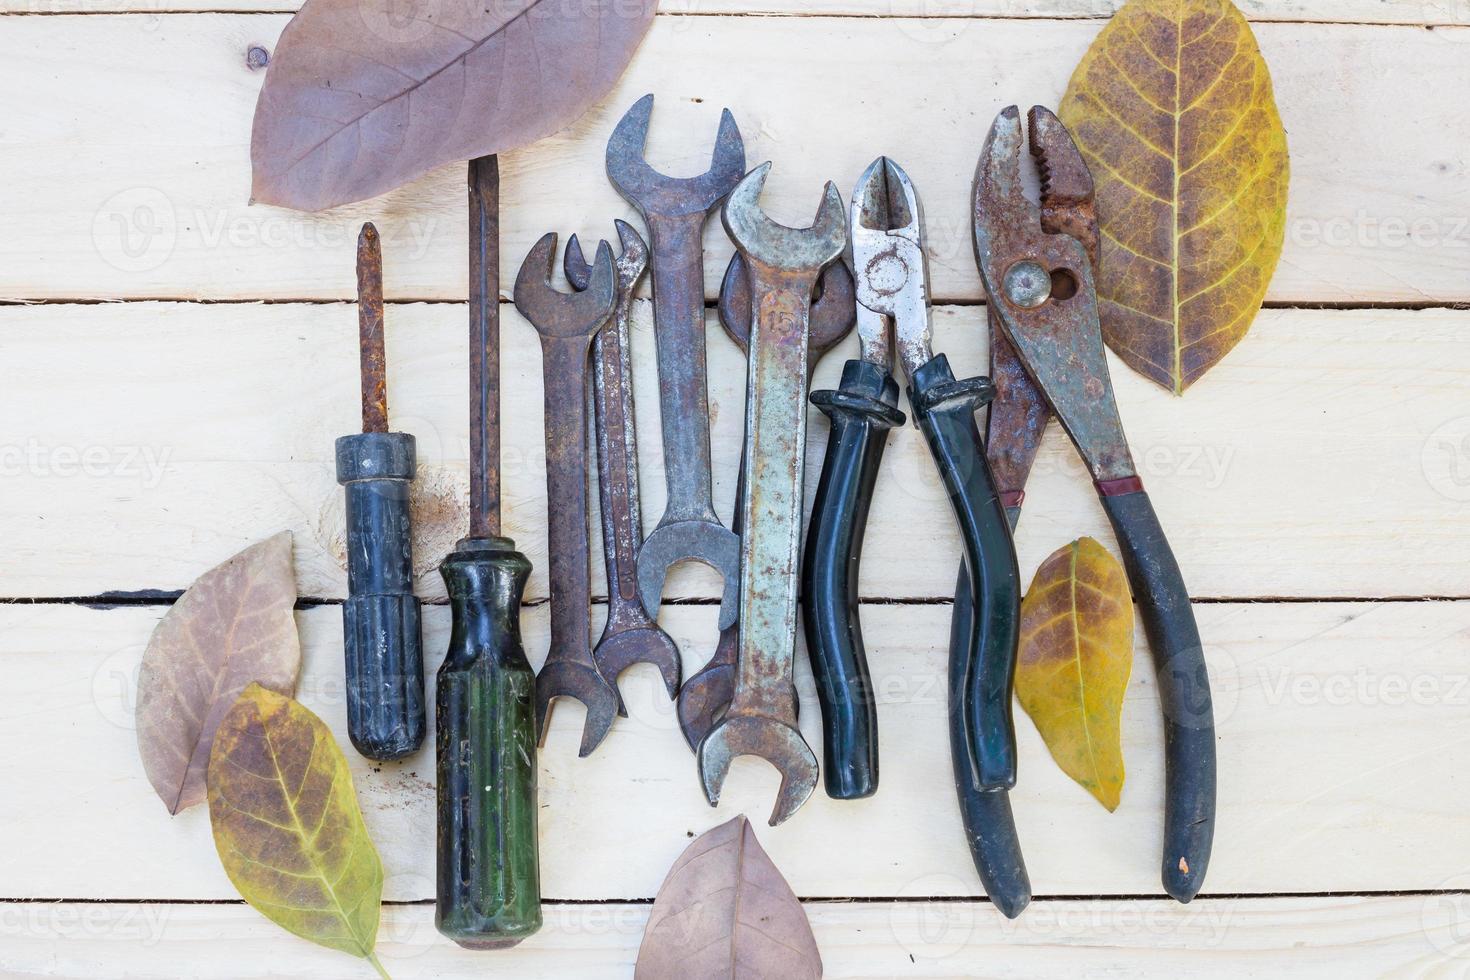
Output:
[355, 222, 389, 435]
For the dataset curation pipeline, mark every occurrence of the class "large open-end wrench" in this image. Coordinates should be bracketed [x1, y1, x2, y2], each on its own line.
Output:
[606, 94, 746, 629]
[514, 233, 623, 757]
[564, 222, 682, 702]
[676, 252, 855, 751]
[698, 165, 847, 826]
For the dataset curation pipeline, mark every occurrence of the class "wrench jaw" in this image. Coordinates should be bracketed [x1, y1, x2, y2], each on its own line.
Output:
[593, 622, 682, 701]
[513, 232, 617, 337]
[534, 661, 626, 759]
[721, 164, 848, 273]
[634, 523, 742, 630]
[564, 220, 649, 295]
[697, 714, 819, 827]
[605, 94, 746, 216]
[719, 252, 857, 356]
[677, 631, 737, 751]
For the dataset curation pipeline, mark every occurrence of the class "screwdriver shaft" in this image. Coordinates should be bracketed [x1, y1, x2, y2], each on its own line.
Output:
[468, 155, 501, 537]
[357, 223, 389, 435]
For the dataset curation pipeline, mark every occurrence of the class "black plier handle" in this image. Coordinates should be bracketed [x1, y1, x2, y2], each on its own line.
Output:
[907, 355, 1021, 793]
[801, 359, 903, 800]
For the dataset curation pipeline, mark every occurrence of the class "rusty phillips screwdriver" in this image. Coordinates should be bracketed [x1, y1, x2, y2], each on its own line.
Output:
[335, 222, 426, 762]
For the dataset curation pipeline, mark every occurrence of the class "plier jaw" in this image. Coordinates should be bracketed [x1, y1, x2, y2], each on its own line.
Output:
[850, 156, 934, 382]
[974, 106, 1135, 485]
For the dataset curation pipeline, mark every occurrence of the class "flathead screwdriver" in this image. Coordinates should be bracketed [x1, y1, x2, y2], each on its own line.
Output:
[336, 222, 426, 761]
[435, 155, 541, 949]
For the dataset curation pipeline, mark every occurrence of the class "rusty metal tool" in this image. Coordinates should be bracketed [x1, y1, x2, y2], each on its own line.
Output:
[563, 222, 682, 702]
[436, 155, 541, 948]
[972, 105, 1217, 904]
[698, 165, 846, 826]
[514, 232, 622, 756]
[676, 252, 855, 751]
[335, 222, 426, 763]
[606, 94, 745, 629]
[800, 157, 1022, 805]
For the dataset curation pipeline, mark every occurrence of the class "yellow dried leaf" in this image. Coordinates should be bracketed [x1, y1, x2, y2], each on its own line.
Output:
[1016, 538, 1133, 811]
[207, 684, 389, 978]
[1060, 0, 1289, 393]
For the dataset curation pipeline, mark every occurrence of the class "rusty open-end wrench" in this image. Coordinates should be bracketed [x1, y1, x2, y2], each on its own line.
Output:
[514, 233, 623, 757]
[563, 222, 682, 702]
[698, 165, 847, 826]
[606, 94, 746, 629]
[676, 252, 855, 751]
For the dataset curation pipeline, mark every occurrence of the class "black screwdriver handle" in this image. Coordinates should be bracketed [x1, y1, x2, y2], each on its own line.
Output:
[947, 564, 1030, 918]
[436, 536, 542, 948]
[801, 359, 906, 800]
[1099, 486, 1216, 902]
[908, 354, 1021, 792]
[336, 431, 426, 761]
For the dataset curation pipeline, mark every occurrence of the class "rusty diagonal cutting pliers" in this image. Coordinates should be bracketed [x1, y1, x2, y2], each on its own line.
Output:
[801, 157, 1022, 803]
[964, 105, 1218, 913]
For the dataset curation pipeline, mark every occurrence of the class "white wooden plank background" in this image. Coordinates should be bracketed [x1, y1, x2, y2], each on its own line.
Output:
[2, 302, 1464, 602]
[2, 896, 1464, 978]
[3, 15, 1468, 303]
[7, 599, 1470, 903]
[2, 0, 1469, 976]
[10, 0, 1469, 24]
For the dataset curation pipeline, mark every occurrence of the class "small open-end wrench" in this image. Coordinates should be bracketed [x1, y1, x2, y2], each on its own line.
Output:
[606, 94, 746, 629]
[563, 222, 682, 702]
[698, 164, 847, 826]
[514, 233, 623, 757]
[675, 252, 855, 751]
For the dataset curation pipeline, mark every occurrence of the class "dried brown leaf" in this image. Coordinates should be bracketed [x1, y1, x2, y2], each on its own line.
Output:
[1060, 0, 1289, 392]
[636, 815, 821, 980]
[250, 0, 658, 212]
[136, 532, 301, 814]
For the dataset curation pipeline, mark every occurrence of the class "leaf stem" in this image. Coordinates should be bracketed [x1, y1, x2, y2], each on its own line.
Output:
[367, 951, 392, 980]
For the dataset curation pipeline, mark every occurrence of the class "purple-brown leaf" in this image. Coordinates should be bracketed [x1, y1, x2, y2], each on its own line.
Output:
[136, 532, 301, 814]
[635, 815, 822, 980]
[250, 0, 658, 212]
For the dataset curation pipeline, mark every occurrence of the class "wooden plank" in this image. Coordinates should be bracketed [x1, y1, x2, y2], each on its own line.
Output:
[1, 895, 1464, 978]
[6, 599, 1470, 901]
[3, 15, 1467, 303]
[7, 0, 1460, 25]
[2, 302, 1465, 601]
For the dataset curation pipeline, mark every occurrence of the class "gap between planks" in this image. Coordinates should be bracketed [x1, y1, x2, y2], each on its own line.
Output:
[7, 594, 1470, 609]
[4, 888, 1470, 905]
[0, 9, 1456, 28]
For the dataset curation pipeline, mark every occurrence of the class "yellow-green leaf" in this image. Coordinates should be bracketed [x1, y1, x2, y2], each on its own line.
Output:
[1060, 0, 1289, 393]
[1016, 538, 1134, 811]
[207, 684, 388, 978]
